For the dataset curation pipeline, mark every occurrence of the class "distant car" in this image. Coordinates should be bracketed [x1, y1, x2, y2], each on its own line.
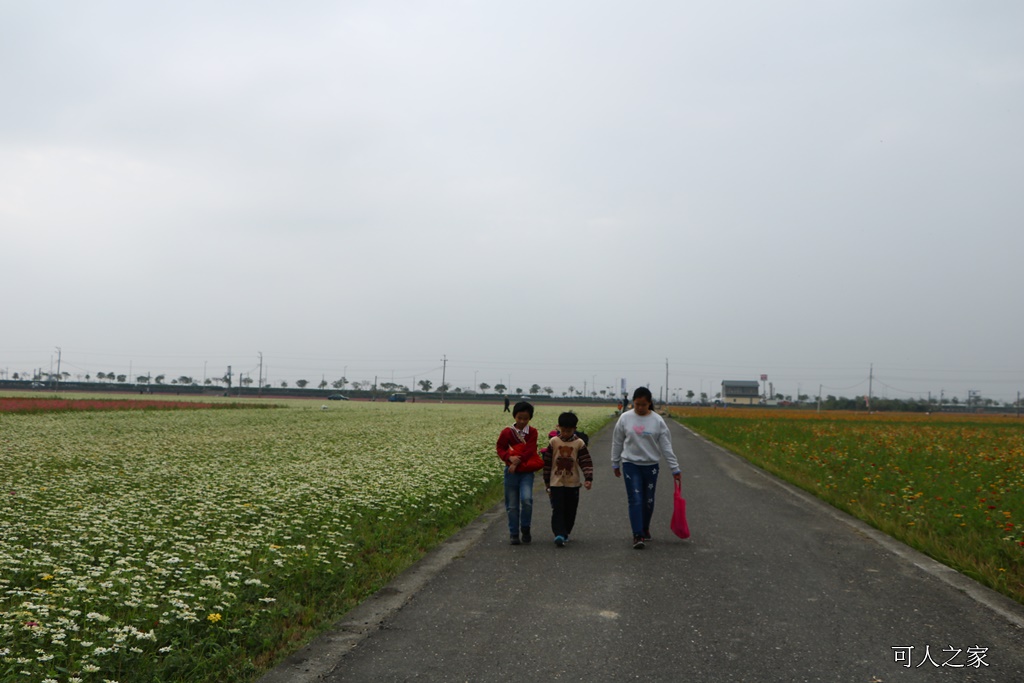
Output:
[30, 382, 45, 389]
[387, 393, 407, 402]
[327, 394, 349, 401]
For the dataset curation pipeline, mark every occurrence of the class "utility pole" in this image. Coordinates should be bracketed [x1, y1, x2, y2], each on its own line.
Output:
[665, 359, 669, 405]
[867, 363, 873, 411]
[54, 347, 61, 391]
[1017, 391, 1020, 418]
[258, 352, 263, 398]
[817, 384, 822, 413]
[440, 355, 448, 403]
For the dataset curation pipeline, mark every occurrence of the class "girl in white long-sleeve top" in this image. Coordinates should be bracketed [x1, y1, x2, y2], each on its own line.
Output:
[611, 386, 681, 549]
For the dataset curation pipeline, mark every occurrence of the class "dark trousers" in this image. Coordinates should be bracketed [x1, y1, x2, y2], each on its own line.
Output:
[550, 486, 581, 538]
[622, 462, 659, 536]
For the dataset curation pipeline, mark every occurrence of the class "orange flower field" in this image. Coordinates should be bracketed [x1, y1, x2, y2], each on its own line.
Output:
[669, 407, 1024, 606]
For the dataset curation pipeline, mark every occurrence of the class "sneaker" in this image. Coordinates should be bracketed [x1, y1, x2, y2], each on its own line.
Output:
[521, 527, 532, 544]
[643, 529, 652, 541]
[510, 534, 521, 546]
[632, 535, 646, 550]
[554, 535, 565, 547]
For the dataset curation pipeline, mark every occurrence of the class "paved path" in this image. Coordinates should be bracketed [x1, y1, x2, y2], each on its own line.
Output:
[260, 417, 1024, 682]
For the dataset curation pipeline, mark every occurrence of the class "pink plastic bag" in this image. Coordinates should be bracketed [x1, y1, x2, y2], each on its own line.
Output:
[671, 481, 690, 539]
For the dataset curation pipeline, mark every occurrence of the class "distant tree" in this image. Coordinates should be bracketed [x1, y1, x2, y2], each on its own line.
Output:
[153, 374, 164, 384]
[418, 379, 432, 392]
[204, 378, 212, 385]
[453, 387, 463, 393]
[82, 374, 88, 381]
[351, 381, 363, 391]
[242, 377, 254, 387]
[332, 378, 347, 389]
[296, 379, 309, 389]
[96, 372, 107, 381]
[544, 387, 554, 396]
[381, 382, 398, 392]
[686, 390, 695, 400]
[137, 375, 150, 384]
[798, 394, 809, 403]
[494, 384, 507, 395]
[530, 384, 541, 394]
[700, 392, 708, 403]
[438, 383, 450, 393]
[177, 376, 191, 385]
[567, 385, 576, 396]
[12, 372, 19, 380]
[319, 380, 328, 390]
[479, 383, 491, 393]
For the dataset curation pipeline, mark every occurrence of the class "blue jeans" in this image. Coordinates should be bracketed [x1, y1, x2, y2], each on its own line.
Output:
[622, 462, 659, 536]
[504, 469, 534, 535]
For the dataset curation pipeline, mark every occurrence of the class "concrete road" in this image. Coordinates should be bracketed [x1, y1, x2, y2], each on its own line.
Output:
[259, 417, 1024, 682]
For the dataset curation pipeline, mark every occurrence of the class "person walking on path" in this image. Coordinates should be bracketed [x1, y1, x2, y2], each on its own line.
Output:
[503, 396, 510, 412]
[495, 401, 542, 545]
[542, 411, 593, 547]
[611, 386, 681, 549]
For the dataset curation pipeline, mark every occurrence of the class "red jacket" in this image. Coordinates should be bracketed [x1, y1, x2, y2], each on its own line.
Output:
[496, 425, 542, 472]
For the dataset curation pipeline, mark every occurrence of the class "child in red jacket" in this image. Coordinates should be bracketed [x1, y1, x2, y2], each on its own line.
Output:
[496, 401, 541, 545]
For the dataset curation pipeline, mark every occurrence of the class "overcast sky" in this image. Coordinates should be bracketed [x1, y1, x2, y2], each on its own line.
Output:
[2, 1, 1022, 403]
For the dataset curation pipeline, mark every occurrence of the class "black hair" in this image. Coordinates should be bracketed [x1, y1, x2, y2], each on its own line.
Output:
[632, 386, 654, 404]
[557, 411, 578, 428]
[512, 401, 534, 418]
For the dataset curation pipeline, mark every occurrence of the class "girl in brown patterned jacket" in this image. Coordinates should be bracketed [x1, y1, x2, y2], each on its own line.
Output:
[542, 411, 593, 547]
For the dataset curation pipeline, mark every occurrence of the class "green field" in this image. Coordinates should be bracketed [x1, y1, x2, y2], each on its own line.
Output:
[0, 401, 613, 683]
[670, 407, 1024, 607]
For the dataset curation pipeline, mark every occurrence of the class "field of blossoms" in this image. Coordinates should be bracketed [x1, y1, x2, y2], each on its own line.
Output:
[0, 397, 255, 414]
[1, 401, 613, 683]
[670, 407, 1024, 606]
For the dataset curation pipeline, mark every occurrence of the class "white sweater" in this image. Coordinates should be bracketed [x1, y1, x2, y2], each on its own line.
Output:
[610, 410, 680, 473]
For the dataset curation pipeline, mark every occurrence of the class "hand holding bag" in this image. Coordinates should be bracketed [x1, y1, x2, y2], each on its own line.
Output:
[510, 442, 544, 473]
[671, 480, 690, 539]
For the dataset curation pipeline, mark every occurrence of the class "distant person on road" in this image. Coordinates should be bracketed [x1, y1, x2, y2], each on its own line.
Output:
[504, 396, 510, 412]
[496, 401, 542, 545]
[543, 411, 593, 547]
[611, 386, 682, 549]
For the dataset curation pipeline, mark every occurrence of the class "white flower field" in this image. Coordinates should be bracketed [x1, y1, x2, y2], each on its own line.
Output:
[0, 401, 612, 683]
